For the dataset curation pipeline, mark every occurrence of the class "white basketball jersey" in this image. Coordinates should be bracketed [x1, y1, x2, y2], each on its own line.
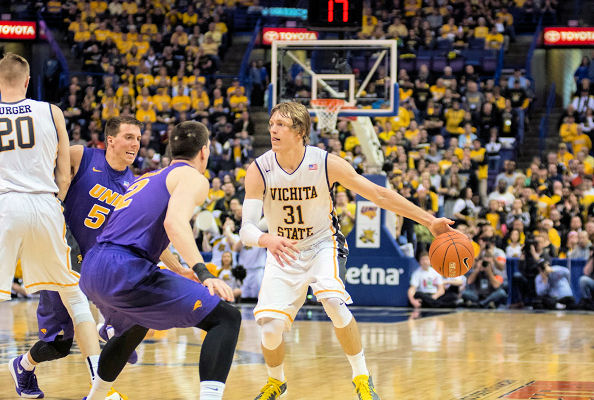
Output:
[256, 146, 340, 250]
[0, 99, 59, 194]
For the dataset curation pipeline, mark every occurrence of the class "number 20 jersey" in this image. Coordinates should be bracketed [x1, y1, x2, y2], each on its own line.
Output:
[0, 99, 59, 195]
[255, 146, 347, 254]
[63, 147, 134, 256]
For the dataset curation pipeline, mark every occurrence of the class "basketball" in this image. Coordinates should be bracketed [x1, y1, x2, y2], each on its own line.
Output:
[429, 231, 474, 278]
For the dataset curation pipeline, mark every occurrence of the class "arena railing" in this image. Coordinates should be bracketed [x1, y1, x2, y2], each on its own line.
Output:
[538, 82, 557, 158]
[239, 17, 263, 97]
[37, 15, 70, 99]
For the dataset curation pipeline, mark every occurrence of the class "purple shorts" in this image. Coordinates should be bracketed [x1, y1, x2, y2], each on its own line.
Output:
[36, 291, 74, 342]
[80, 243, 220, 336]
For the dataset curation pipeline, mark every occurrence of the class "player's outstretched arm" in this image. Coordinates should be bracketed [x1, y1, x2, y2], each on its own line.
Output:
[164, 166, 234, 301]
[327, 154, 454, 237]
[51, 104, 71, 200]
[240, 162, 298, 266]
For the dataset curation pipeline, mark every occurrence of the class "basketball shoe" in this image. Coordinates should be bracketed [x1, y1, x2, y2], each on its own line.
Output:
[353, 375, 380, 400]
[81, 387, 128, 400]
[254, 377, 287, 399]
[8, 355, 44, 398]
[97, 323, 138, 364]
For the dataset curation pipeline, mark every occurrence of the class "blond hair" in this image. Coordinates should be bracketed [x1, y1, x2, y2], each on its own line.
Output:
[0, 52, 30, 85]
[270, 102, 311, 145]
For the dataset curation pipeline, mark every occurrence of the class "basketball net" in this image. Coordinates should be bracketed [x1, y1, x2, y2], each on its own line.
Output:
[311, 99, 345, 134]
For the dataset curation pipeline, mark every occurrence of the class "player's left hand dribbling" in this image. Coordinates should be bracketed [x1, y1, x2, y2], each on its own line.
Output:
[428, 217, 455, 237]
[203, 278, 234, 302]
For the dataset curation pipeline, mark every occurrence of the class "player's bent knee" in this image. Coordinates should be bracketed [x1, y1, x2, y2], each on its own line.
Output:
[321, 297, 353, 329]
[30, 337, 73, 362]
[260, 318, 284, 350]
[59, 289, 94, 325]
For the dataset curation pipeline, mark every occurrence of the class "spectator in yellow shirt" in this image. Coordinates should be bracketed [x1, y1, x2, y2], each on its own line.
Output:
[182, 4, 199, 27]
[560, 116, 579, 143]
[557, 143, 574, 168]
[358, 7, 377, 39]
[171, 91, 191, 113]
[572, 126, 592, 155]
[136, 100, 157, 123]
[153, 86, 172, 112]
[122, 0, 138, 15]
[485, 26, 504, 50]
[474, 17, 489, 38]
[136, 87, 153, 109]
[170, 25, 189, 46]
[229, 88, 249, 113]
[444, 101, 465, 136]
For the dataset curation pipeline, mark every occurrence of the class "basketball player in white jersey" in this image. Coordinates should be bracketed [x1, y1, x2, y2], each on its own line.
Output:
[0, 53, 105, 398]
[240, 102, 455, 400]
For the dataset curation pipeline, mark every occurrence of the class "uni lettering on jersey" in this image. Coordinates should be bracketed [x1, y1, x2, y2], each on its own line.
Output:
[88, 183, 123, 206]
[269, 186, 317, 201]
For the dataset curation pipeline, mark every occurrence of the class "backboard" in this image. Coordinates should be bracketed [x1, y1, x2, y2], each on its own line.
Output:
[268, 39, 399, 118]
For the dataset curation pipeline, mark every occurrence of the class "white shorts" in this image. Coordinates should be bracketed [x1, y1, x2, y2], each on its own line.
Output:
[0, 192, 79, 300]
[254, 238, 351, 329]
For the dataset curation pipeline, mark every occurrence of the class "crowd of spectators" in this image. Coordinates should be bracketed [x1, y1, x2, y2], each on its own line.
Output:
[20, 0, 593, 310]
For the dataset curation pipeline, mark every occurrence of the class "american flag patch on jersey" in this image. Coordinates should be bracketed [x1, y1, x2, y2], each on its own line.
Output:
[309, 164, 318, 170]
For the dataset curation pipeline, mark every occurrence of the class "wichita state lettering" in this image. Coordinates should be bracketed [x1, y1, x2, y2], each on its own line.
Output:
[269, 185, 317, 201]
[270, 185, 317, 240]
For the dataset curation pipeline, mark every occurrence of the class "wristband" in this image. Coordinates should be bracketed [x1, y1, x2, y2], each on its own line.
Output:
[192, 262, 216, 282]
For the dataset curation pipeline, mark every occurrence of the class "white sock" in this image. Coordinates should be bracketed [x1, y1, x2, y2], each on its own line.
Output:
[266, 364, 285, 382]
[20, 353, 35, 371]
[86, 375, 112, 400]
[86, 355, 100, 380]
[199, 381, 225, 400]
[346, 350, 369, 379]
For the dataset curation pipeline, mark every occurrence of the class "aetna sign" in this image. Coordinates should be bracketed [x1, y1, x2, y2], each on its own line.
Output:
[262, 28, 318, 45]
[0, 21, 37, 40]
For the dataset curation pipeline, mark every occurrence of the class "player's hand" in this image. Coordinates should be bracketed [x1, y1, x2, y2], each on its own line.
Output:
[260, 233, 299, 267]
[428, 217, 455, 237]
[180, 268, 200, 283]
[203, 278, 234, 302]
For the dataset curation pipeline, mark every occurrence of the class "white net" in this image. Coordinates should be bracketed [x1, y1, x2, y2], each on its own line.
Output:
[311, 99, 345, 134]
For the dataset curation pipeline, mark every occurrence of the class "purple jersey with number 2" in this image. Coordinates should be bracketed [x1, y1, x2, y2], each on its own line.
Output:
[80, 162, 220, 335]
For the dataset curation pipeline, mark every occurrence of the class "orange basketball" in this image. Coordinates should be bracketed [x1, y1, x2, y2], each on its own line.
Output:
[429, 231, 474, 278]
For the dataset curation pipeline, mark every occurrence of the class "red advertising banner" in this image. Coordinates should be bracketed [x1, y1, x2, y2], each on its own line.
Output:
[543, 27, 594, 46]
[0, 21, 37, 40]
[262, 28, 319, 45]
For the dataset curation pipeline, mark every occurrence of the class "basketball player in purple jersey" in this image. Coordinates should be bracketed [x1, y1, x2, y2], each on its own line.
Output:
[80, 121, 241, 400]
[10, 117, 142, 399]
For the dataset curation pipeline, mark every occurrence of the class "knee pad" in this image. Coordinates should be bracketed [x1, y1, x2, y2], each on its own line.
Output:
[321, 297, 353, 329]
[59, 289, 94, 325]
[260, 318, 285, 350]
[30, 336, 73, 362]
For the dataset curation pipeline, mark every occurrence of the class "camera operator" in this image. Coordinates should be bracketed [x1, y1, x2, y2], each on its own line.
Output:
[462, 252, 507, 308]
[533, 260, 575, 309]
[510, 233, 543, 308]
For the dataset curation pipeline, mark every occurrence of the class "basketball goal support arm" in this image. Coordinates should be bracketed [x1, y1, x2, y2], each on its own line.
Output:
[355, 50, 386, 98]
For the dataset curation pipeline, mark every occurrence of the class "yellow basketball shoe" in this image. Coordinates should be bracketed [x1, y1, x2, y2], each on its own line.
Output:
[105, 388, 128, 400]
[254, 377, 287, 399]
[353, 375, 380, 400]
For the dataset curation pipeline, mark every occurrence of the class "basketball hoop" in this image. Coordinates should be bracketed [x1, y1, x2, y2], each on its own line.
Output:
[311, 99, 345, 134]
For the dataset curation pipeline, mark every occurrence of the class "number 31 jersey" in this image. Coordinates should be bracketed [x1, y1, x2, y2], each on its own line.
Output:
[0, 99, 59, 195]
[64, 147, 134, 256]
[256, 146, 346, 252]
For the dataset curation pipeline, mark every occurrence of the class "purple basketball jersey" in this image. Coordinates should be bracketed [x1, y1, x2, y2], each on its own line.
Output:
[63, 147, 134, 256]
[98, 162, 191, 263]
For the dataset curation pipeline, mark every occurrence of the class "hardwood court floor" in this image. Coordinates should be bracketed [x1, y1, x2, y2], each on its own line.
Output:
[1, 300, 594, 400]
